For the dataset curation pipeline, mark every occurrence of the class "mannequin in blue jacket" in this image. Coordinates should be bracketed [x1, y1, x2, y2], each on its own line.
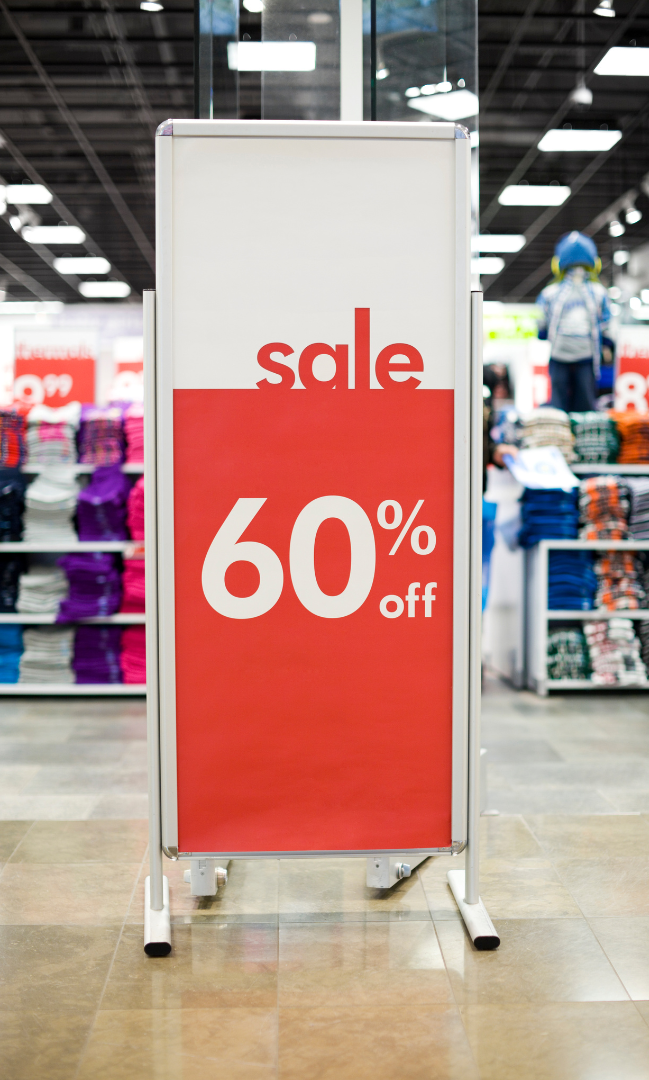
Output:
[536, 232, 612, 412]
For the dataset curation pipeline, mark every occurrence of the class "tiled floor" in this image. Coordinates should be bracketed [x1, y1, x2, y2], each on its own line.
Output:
[1, 679, 649, 1078]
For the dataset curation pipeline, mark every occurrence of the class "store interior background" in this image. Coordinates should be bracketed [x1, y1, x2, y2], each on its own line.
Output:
[2, 1, 649, 1078]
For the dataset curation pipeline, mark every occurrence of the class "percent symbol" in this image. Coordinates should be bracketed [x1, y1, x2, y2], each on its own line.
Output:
[377, 500, 436, 555]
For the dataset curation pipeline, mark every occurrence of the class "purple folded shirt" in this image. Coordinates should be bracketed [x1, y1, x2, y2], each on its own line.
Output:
[73, 625, 122, 683]
[77, 466, 130, 541]
[57, 552, 122, 622]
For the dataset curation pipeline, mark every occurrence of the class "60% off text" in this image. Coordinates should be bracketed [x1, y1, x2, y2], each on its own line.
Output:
[202, 496, 437, 620]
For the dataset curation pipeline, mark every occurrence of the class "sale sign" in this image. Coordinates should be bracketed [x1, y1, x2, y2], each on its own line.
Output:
[14, 328, 96, 406]
[156, 120, 471, 857]
[615, 325, 649, 412]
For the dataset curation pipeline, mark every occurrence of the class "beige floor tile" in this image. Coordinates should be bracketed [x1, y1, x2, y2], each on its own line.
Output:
[128, 858, 279, 924]
[0, 820, 32, 862]
[278, 1004, 479, 1080]
[0, 924, 118, 1012]
[278, 858, 430, 915]
[525, 814, 649, 859]
[0, 1011, 92, 1080]
[589, 916, 649, 1000]
[76, 1007, 277, 1080]
[7, 819, 149, 864]
[0, 863, 141, 925]
[102, 923, 277, 1009]
[417, 855, 464, 921]
[636, 1000, 649, 1027]
[421, 855, 582, 921]
[437, 918, 627, 1003]
[554, 858, 649, 918]
[479, 814, 545, 859]
[278, 921, 453, 1007]
[462, 1002, 649, 1080]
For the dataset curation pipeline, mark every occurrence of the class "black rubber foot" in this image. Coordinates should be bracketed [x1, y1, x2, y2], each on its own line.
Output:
[144, 941, 172, 957]
[474, 934, 501, 951]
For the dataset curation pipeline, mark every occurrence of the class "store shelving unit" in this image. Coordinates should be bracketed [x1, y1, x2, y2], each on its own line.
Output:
[0, 459, 147, 696]
[526, 539, 649, 696]
[571, 464, 649, 475]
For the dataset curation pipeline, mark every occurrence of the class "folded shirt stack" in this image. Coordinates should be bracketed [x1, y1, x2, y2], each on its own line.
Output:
[121, 624, 145, 684]
[26, 402, 80, 466]
[519, 489, 580, 548]
[57, 553, 121, 621]
[520, 407, 575, 461]
[547, 627, 590, 680]
[120, 559, 144, 612]
[127, 476, 144, 540]
[19, 626, 75, 683]
[569, 412, 619, 463]
[548, 550, 597, 610]
[584, 618, 649, 686]
[0, 407, 27, 467]
[594, 552, 646, 610]
[77, 466, 130, 541]
[0, 554, 25, 612]
[124, 404, 144, 463]
[0, 468, 26, 542]
[77, 405, 125, 466]
[73, 625, 123, 684]
[0, 625, 23, 683]
[637, 620, 649, 674]
[627, 477, 649, 540]
[612, 412, 649, 463]
[579, 476, 629, 540]
[16, 561, 68, 615]
[23, 467, 79, 543]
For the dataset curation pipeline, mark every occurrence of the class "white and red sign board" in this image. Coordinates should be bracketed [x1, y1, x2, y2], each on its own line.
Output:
[615, 325, 649, 412]
[111, 336, 143, 402]
[157, 121, 470, 856]
[13, 328, 97, 406]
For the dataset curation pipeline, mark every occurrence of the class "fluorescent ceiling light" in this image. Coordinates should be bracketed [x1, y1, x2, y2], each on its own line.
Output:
[632, 306, 649, 320]
[0, 301, 63, 314]
[594, 0, 615, 15]
[408, 89, 478, 121]
[53, 257, 110, 275]
[227, 41, 316, 71]
[78, 281, 131, 298]
[140, 1, 163, 10]
[243, 0, 264, 9]
[641, 290, 649, 304]
[498, 185, 570, 205]
[538, 128, 621, 152]
[595, 46, 649, 76]
[471, 257, 505, 275]
[472, 234, 525, 253]
[2, 184, 52, 205]
[22, 225, 86, 244]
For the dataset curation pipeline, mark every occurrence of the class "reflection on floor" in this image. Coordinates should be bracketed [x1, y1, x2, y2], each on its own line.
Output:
[1, 678, 649, 1078]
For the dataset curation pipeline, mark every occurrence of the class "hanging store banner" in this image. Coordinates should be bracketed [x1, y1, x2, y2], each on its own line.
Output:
[13, 328, 97, 406]
[155, 120, 471, 857]
[615, 324, 649, 413]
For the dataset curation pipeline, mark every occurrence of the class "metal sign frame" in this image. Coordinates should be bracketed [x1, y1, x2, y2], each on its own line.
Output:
[144, 118, 499, 953]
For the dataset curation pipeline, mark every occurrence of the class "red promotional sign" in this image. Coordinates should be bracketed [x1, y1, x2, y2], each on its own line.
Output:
[615, 326, 649, 412]
[14, 358, 95, 407]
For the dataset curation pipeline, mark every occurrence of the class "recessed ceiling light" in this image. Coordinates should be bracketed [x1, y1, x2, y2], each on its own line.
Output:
[404, 87, 420, 98]
[376, 67, 389, 80]
[227, 41, 316, 71]
[498, 185, 571, 205]
[78, 281, 131, 298]
[472, 235, 526, 253]
[53, 257, 111, 275]
[626, 206, 642, 224]
[408, 89, 478, 121]
[613, 250, 629, 265]
[593, 0, 615, 15]
[471, 257, 505, 276]
[140, 1, 163, 11]
[243, 0, 264, 10]
[2, 184, 53, 205]
[538, 128, 621, 152]
[609, 220, 625, 237]
[595, 46, 649, 75]
[22, 225, 86, 244]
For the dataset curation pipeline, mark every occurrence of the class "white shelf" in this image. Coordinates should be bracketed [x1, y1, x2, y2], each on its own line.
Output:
[542, 539, 649, 550]
[0, 613, 145, 624]
[21, 463, 144, 475]
[571, 464, 649, 475]
[547, 679, 649, 691]
[0, 541, 136, 552]
[0, 684, 146, 695]
[548, 609, 649, 620]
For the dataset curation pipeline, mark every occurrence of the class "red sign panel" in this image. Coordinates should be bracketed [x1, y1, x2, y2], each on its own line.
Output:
[173, 387, 454, 854]
[14, 358, 95, 407]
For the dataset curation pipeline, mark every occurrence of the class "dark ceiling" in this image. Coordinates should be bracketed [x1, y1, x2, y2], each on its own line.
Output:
[0, 0, 193, 303]
[2, 1, 649, 305]
[479, 0, 649, 300]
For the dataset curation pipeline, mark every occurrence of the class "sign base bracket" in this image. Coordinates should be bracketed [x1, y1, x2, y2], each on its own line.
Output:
[144, 875, 171, 956]
[447, 869, 500, 950]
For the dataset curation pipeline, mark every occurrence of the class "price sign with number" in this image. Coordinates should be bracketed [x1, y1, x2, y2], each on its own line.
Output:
[155, 120, 472, 857]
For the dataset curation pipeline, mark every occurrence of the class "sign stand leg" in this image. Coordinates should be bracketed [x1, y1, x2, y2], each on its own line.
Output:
[143, 288, 171, 957]
[447, 291, 500, 951]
